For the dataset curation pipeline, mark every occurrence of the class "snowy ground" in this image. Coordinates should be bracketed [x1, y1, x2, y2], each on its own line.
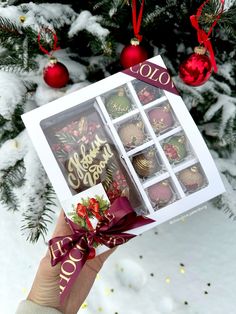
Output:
[1, 201, 236, 314]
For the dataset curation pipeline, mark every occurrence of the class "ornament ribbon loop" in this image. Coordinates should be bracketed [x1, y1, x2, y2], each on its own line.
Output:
[132, 0, 145, 42]
[48, 197, 155, 303]
[190, 0, 224, 72]
[38, 28, 60, 56]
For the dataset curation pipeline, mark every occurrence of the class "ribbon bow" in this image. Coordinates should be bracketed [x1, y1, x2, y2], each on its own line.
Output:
[190, 0, 224, 72]
[76, 197, 102, 231]
[49, 197, 155, 303]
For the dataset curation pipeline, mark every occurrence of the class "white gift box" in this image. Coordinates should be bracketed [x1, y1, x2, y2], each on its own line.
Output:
[22, 55, 225, 239]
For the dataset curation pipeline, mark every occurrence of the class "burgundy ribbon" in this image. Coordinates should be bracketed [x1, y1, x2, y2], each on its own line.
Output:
[49, 197, 155, 303]
[132, 0, 145, 42]
[190, 0, 224, 72]
[123, 60, 179, 95]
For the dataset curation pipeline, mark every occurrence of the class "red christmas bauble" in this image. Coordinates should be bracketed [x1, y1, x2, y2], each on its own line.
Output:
[43, 57, 69, 88]
[120, 38, 148, 69]
[179, 47, 212, 86]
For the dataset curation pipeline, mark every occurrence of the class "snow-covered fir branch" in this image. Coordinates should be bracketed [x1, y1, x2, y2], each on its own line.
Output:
[0, 71, 26, 119]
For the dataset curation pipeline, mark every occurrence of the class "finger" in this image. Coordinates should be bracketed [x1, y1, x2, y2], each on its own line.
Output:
[45, 210, 72, 259]
[51, 209, 72, 238]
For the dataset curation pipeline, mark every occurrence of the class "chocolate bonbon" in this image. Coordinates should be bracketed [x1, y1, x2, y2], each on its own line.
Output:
[148, 103, 174, 133]
[179, 165, 205, 192]
[148, 180, 173, 206]
[118, 120, 146, 148]
[106, 88, 132, 118]
[132, 149, 159, 178]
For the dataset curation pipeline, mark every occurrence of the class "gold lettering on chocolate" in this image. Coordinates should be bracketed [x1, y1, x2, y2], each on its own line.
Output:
[68, 173, 81, 189]
[140, 64, 152, 77]
[67, 134, 114, 190]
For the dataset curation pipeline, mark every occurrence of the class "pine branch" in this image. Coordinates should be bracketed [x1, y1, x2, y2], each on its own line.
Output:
[0, 181, 19, 211]
[0, 57, 38, 73]
[0, 159, 26, 211]
[0, 115, 8, 127]
[214, 195, 236, 220]
[0, 103, 25, 143]
[0, 16, 39, 72]
[0, 16, 22, 41]
[219, 4, 236, 37]
[21, 183, 56, 243]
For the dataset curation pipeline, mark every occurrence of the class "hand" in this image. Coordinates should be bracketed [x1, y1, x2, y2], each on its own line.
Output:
[27, 210, 114, 314]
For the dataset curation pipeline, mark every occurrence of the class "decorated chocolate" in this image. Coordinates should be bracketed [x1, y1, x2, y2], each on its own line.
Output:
[179, 166, 205, 192]
[132, 149, 159, 178]
[147, 180, 173, 206]
[163, 135, 187, 163]
[106, 88, 132, 118]
[46, 108, 138, 203]
[118, 120, 145, 148]
[54, 115, 116, 191]
[134, 82, 160, 105]
[148, 104, 174, 133]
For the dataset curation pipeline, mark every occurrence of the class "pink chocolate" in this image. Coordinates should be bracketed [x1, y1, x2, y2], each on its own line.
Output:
[148, 106, 174, 132]
[148, 182, 173, 205]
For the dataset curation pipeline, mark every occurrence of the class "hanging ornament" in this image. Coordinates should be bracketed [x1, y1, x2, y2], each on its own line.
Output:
[38, 28, 69, 88]
[120, 38, 148, 69]
[120, 0, 148, 68]
[179, 0, 224, 86]
[43, 56, 69, 89]
[179, 46, 212, 86]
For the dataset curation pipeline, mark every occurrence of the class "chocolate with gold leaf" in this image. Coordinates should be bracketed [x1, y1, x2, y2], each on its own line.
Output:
[148, 103, 174, 133]
[179, 166, 205, 192]
[106, 88, 132, 118]
[118, 120, 146, 148]
[42, 106, 142, 208]
[147, 180, 173, 206]
[163, 135, 187, 163]
[134, 81, 162, 105]
[132, 149, 159, 178]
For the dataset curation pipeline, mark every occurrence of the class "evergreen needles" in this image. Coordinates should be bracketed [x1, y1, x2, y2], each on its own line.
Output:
[21, 183, 56, 243]
[0, 159, 25, 211]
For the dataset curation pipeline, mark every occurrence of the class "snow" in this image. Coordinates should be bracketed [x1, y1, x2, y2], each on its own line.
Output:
[0, 130, 28, 170]
[21, 3, 76, 30]
[0, 71, 26, 119]
[204, 94, 236, 137]
[68, 11, 109, 39]
[1, 201, 236, 314]
[224, 0, 236, 10]
[0, 3, 76, 30]
[218, 63, 235, 86]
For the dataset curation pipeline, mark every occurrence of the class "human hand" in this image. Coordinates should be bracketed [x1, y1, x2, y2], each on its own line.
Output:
[27, 210, 114, 314]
